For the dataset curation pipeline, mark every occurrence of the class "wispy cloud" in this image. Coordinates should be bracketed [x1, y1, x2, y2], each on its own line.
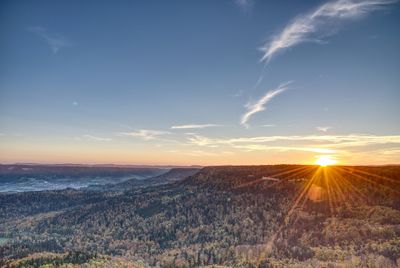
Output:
[316, 126, 332, 132]
[118, 129, 170, 141]
[231, 89, 244, 98]
[186, 134, 343, 154]
[382, 148, 400, 155]
[235, 0, 254, 12]
[187, 133, 400, 150]
[241, 82, 291, 127]
[260, 0, 397, 62]
[171, 124, 220, 129]
[184, 133, 400, 163]
[232, 144, 339, 154]
[81, 135, 112, 142]
[28, 26, 71, 53]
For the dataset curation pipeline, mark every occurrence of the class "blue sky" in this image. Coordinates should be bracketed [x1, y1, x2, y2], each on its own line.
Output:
[0, 0, 399, 165]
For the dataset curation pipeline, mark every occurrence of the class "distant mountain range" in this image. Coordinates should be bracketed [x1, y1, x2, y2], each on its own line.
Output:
[0, 164, 167, 193]
[5, 163, 203, 169]
[0, 164, 201, 193]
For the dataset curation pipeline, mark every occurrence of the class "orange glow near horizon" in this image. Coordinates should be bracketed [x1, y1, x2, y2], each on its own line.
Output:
[1, 138, 399, 166]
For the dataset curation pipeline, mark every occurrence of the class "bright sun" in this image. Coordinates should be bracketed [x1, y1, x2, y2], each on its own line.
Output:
[315, 155, 337, 167]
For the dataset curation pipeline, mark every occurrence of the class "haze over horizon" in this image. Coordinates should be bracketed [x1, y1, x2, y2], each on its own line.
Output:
[1, 0, 399, 166]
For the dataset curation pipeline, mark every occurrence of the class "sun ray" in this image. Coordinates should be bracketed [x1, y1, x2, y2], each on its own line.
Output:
[328, 174, 350, 211]
[328, 168, 359, 211]
[331, 167, 368, 207]
[234, 165, 312, 190]
[256, 164, 398, 266]
[257, 166, 323, 265]
[342, 166, 400, 185]
[323, 168, 337, 216]
[340, 167, 400, 196]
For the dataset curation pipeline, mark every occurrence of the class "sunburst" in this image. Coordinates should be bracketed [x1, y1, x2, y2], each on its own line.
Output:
[315, 155, 337, 167]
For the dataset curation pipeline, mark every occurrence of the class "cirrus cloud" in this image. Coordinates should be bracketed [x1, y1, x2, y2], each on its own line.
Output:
[28, 26, 71, 53]
[260, 0, 397, 62]
[187, 133, 400, 151]
[82, 135, 112, 142]
[171, 124, 221, 129]
[118, 129, 171, 141]
[317, 126, 332, 132]
[241, 81, 291, 127]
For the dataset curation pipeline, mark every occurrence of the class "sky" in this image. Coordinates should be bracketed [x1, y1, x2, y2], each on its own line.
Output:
[0, 0, 399, 166]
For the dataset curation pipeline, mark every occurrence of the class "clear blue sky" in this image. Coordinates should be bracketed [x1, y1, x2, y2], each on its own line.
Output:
[0, 0, 399, 165]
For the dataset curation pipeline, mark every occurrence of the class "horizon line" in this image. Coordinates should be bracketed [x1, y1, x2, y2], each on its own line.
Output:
[1, 162, 399, 168]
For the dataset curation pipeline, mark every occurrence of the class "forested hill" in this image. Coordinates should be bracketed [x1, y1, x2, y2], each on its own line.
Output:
[152, 168, 201, 183]
[182, 165, 318, 189]
[105, 168, 201, 191]
[1, 165, 400, 267]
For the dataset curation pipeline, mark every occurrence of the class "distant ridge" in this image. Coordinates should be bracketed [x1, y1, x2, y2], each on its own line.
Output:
[4, 163, 203, 169]
[108, 167, 201, 190]
[182, 165, 315, 189]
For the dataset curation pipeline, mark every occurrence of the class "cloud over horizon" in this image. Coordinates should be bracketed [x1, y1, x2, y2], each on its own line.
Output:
[186, 133, 400, 160]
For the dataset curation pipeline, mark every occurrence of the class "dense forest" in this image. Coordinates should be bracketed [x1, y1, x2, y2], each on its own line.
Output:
[1, 165, 400, 267]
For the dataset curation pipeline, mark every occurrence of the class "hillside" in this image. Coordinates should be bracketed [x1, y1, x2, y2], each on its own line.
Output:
[106, 168, 201, 191]
[1, 165, 400, 267]
[3, 252, 145, 268]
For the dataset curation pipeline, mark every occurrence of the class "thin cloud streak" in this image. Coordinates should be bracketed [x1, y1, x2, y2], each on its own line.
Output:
[235, 0, 254, 12]
[241, 82, 291, 127]
[317, 126, 332, 132]
[82, 135, 112, 142]
[118, 129, 170, 141]
[260, 0, 397, 62]
[187, 133, 400, 149]
[232, 144, 339, 154]
[185, 133, 400, 164]
[171, 124, 220, 129]
[28, 26, 71, 53]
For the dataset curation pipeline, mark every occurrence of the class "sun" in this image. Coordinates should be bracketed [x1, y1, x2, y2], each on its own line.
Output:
[315, 155, 337, 167]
